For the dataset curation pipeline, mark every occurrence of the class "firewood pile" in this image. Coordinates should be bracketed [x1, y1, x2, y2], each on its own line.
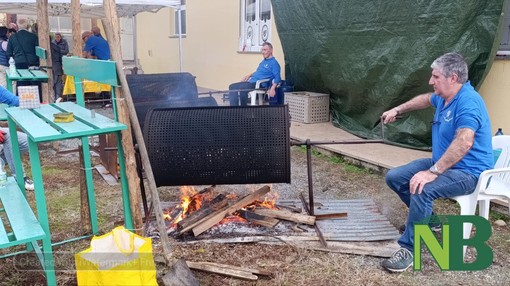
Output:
[162, 185, 346, 239]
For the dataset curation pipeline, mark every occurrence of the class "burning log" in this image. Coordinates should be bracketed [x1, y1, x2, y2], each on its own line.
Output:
[166, 206, 184, 225]
[177, 194, 228, 230]
[186, 186, 218, 214]
[237, 209, 280, 228]
[253, 208, 316, 225]
[186, 261, 272, 281]
[185, 186, 271, 236]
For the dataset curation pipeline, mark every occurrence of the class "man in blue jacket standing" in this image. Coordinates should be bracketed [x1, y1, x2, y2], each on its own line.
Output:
[229, 42, 281, 106]
[0, 85, 34, 190]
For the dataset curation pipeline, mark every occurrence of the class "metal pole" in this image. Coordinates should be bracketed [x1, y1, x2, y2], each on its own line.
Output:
[133, 16, 138, 69]
[177, 4, 183, 72]
[306, 139, 314, 216]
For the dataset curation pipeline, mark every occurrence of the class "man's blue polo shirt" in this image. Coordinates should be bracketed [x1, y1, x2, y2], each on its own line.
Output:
[250, 57, 281, 87]
[430, 81, 493, 176]
[83, 35, 110, 60]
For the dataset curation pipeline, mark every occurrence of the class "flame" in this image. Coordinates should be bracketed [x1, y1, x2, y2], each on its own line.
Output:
[259, 192, 279, 209]
[180, 186, 197, 217]
[220, 215, 247, 224]
[163, 187, 280, 231]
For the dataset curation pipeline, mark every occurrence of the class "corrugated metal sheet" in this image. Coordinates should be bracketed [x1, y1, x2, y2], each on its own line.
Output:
[278, 199, 400, 242]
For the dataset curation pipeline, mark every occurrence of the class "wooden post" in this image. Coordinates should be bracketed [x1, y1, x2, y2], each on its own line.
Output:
[102, 0, 173, 263]
[71, 0, 82, 57]
[36, 0, 51, 103]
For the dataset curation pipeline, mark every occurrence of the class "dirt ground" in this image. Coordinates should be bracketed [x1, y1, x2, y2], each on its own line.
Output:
[0, 130, 509, 285]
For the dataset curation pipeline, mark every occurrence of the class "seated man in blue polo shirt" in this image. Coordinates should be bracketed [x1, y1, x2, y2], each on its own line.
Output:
[0, 85, 34, 190]
[380, 52, 493, 272]
[229, 42, 281, 106]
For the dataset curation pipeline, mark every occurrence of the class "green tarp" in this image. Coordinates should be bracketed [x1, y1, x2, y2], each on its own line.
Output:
[272, 0, 506, 149]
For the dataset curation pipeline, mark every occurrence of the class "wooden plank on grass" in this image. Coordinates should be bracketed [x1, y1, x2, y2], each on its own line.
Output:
[186, 261, 258, 280]
[253, 208, 316, 225]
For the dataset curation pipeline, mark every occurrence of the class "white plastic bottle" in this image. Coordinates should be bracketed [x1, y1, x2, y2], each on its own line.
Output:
[0, 159, 7, 187]
[8, 57, 16, 76]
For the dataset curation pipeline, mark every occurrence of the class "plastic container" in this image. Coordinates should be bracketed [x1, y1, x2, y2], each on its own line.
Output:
[8, 57, 16, 76]
[495, 128, 504, 136]
[284, 91, 330, 123]
[0, 159, 7, 187]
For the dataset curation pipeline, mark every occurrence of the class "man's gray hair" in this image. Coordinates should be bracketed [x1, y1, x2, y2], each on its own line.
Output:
[430, 52, 469, 84]
[17, 18, 28, 30]
[262, 42, 273, 49]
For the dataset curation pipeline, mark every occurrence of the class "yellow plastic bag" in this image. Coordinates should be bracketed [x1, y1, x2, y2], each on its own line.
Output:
[75, 226, 158, 285]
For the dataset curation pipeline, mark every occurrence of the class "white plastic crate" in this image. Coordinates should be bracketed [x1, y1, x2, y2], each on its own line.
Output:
[284, 92, 330, 123]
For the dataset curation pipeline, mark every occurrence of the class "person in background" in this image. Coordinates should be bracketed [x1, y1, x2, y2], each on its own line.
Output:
[8, 22, 18, 32]
[0, 27, 9, 87]
[7, 28, 16, 38]
[53, 32, 69, 56]
[82, 30, 111, 107]
[6, 18, 39, 69]
[51, 33, 69, 101]
[228, 42, 281, 106]
[380, 52, 493, 272]
[91, 26, 104, 39]
[82, 30, 110, 60]
[0, 85, 35, 190]
[30, 22, 38, 35]
[6, 18, 40, 97]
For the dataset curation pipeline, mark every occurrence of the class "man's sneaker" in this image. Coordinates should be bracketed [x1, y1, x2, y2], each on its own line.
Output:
[399, 223, 442, 233]
[24, 177, 34, 191]
[382, 248, 413, 272]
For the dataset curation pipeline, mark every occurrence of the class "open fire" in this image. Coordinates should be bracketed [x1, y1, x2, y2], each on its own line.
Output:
[162, 185, 312, 237]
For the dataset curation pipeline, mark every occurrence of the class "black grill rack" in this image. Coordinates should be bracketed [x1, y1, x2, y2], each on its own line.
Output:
[143, 105, 291, 187]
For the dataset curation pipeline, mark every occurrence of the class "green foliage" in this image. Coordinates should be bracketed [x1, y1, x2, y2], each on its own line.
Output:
[490, 210, 510, 222]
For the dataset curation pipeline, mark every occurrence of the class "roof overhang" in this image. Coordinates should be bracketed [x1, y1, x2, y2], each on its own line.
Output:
[0, 0, 181, 18]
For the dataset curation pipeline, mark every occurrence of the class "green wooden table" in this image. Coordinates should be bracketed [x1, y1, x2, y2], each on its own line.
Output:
[5, 102, 133, 285]
[5, 69, 49, 93]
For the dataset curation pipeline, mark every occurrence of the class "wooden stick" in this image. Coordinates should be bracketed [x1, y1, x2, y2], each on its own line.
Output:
[191, 186, 271, 236]
[102, 0, 172, 264]
[315, 213, 348, 220]
[253, 208, 316, 225]
[198, 261, 272, 277]
[275, 204, 302, 213]
[237, 209, 280, 228]
[300, 192, 328, 248]
[186, 261, 258, 280]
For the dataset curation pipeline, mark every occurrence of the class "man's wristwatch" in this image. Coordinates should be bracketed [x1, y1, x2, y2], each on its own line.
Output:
[429, 165, 441, 176]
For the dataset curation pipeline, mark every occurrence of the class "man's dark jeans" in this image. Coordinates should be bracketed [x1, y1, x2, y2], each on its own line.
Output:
[228, 81, 256, 106]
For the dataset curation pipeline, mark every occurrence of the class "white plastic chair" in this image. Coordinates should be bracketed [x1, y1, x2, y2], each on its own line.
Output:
[451, 135, 510, 257]
[248, 78, 270, 105]
[475, 135, 510, 218]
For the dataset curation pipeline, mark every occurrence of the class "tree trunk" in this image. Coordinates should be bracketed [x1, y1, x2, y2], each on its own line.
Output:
[36, 0, 51, 103]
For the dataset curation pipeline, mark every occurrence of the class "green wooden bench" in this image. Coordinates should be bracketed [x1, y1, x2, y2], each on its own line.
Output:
[36, 46, 47, 60]
[0, 177, 46, 247]
[0, 177, 50, 276]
